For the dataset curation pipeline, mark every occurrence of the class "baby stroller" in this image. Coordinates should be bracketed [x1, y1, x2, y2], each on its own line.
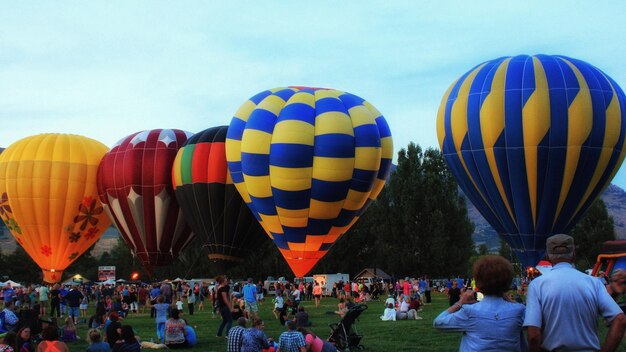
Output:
[328, 304, 368, 351]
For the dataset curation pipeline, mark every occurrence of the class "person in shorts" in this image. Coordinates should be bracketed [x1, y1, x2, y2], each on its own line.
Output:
[242, 278, 259, 320]
[256, 281, 264, 304]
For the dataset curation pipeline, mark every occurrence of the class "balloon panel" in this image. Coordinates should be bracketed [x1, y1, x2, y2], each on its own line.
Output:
[226, 87, 393, 276]
[437, 55, 626, 267]
[97, 129, 194, 272]
[172, 126, 266, 264]
[0, 134, 111, 282]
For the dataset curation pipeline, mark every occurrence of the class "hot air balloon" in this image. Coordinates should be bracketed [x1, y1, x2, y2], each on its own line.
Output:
[97, 129, 194, 273]
[0, 134, 111, 283]
[172, 126, 266, 270]
[226, 87, 393, 277]
[437, 55, 626, 268]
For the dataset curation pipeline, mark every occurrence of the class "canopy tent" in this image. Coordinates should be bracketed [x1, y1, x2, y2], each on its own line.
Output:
[354, 268, 391, 281]
[98, 279, 116, 285]
[62, 274, 92, 286]
[0, 280, 23, 288]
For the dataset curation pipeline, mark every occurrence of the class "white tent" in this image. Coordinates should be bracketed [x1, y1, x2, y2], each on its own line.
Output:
[0, 280, 23, 288]
[99, 279, 116, 285]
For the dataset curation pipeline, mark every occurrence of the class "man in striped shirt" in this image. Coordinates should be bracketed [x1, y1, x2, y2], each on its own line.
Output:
[226, 317, 247, 352]
[277, 320, 306, 352]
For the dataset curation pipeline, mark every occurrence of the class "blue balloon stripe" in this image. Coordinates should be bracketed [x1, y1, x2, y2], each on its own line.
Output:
[313, 134, 355, 158]
[311, 179, 351, 202]
[307, 218, 334, 235]
[249, 90, 274, 105]
[249, 195, 277, 216]
[226, 118, 246, 141]
[315, 96, 348, 116]
[375, 116, 392, 138]
[273, 88, 297, 102]
[272, 188, 311, 210]
[377, 158, 393, 179]
[269, 144, 314, 168]
[521, 56, 536, 105]
[350, 169, 377, 193]
[282, 226, 308, 243]
[272, 234, 289, 249]
[337, 92, 366, 110]
[353, 124, 381, 148]
[277, 102, 316, 125]
[241, 153, 270, 176]
[554, 58, 581, 107]
[335, 209, 358, 227]
[319, 243, 333, 251]
[245, 109, 278, 134]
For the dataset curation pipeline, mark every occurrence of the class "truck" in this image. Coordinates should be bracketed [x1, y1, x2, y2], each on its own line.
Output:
[312, 273, 350, 296]
[263, 276, 289, 296]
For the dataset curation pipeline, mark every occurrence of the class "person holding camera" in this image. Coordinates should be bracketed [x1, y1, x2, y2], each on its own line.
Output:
[433, 255, 526, 351]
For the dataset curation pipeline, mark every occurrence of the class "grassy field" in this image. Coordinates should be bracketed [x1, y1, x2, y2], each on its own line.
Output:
[63, 292, 625, 351]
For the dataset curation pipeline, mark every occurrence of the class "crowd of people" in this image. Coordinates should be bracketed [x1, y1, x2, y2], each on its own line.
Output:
[1, 234, 625, 351]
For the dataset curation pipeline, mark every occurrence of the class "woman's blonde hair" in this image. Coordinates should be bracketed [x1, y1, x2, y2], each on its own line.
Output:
[88, 328, 101, 343]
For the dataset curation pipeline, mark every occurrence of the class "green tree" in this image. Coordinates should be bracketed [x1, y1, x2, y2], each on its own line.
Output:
[316, 142, 474, 278]
[570, 198, 615, 269]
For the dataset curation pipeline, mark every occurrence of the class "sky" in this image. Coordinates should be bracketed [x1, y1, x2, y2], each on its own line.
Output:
[2, 1, 626, 187]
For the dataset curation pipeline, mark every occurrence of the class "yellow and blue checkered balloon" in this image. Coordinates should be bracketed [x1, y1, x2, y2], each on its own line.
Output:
[226, 87, 393, 276]
[437, 55, 626, 268]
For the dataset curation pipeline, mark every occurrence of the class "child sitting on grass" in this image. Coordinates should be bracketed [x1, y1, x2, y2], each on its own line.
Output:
[61, 317, 78, 342]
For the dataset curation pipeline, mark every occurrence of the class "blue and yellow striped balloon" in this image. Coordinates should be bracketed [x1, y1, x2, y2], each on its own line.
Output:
[226, 87, 393, 276]
[437, 55, 626, 268]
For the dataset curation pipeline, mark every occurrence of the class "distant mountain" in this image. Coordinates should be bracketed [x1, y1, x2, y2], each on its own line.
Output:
[466, 184, 626, 251]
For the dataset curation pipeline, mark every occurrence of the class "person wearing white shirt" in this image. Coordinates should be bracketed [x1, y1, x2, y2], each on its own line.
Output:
[380, 303, 396, 321]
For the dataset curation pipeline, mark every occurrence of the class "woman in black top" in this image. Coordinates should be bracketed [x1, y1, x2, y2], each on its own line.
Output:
[50, 284, 61, 318]
[215, 275, 232, 337]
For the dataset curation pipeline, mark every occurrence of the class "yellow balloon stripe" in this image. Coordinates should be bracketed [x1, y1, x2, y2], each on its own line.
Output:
[554, 59, 594, 225]
[572, 77, 625, 221]
[521, 57, 550, 226]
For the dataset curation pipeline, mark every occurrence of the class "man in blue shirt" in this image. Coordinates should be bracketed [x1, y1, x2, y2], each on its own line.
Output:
[150, 284, 161, 318]
[3, 283, 15, 304]
[524, 234, 626, 352]
[277, 320, 305, 352]
[242, 278, 259, 320]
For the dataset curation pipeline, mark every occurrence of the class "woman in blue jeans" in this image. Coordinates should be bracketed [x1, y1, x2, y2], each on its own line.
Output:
[215, 275, 233, 337]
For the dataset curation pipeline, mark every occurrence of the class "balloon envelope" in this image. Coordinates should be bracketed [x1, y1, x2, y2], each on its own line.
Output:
[0, 134, 111, 283]
[172, 126, 266, 266]
[97, 129, 194, 272]
[226, 87, 393, 276]
[437, 55, 626, 267]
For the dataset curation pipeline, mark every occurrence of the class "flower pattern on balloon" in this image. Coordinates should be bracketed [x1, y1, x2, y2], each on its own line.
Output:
[69, 232, 81, 243]
[41, 245, 52, 257]
[85, 227, 99, 241]
[5, 219, 22, 235]
[68, 252, 79, 260]
[73, 196, 104, 231]
[0, 192, 11, 216]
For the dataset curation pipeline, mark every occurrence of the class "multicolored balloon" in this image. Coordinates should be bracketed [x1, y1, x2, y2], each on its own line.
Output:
[172, 126, 266, 267]
[437, 55, 626, 267]
[0, 134, 111, 283]
[226, 87, 393, 277]
[97, 129, 194, 272]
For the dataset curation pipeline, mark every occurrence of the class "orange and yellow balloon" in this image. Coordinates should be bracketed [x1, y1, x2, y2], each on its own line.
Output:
[0, 134, 111, 283]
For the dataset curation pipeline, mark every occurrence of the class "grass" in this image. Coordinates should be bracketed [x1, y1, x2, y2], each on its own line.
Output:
[63, 292, 625, 351]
